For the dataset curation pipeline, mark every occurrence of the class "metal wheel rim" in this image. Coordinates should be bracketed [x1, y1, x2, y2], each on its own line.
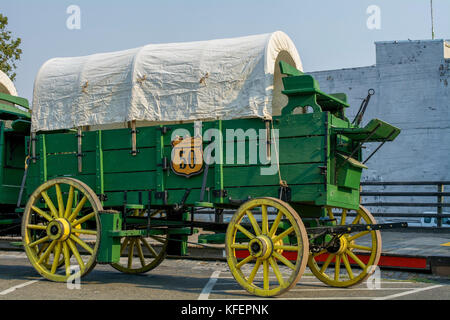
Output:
[307, 205, 382, 287]
[22, 178, 102, 282]
[225, 197, 309, 297]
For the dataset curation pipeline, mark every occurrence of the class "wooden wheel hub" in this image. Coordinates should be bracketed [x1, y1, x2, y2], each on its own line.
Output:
[46, 218, 71, 241]
[327, 236, 348, 255]
[249, 235, 273, 260]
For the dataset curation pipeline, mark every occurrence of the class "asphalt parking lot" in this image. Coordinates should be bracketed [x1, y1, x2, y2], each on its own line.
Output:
[0, 250, 449, 300]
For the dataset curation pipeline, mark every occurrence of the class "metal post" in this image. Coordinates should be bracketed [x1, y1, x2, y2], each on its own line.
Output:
[31, 132, 36, 163]
[130, 120, 137, 156]
[437, 183, 443, 227]
[77, 127, 83, 173]
[431, 0, 435, 40]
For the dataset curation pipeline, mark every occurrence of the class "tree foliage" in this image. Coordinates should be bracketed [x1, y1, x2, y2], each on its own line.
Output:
[0, 13, 22, 81]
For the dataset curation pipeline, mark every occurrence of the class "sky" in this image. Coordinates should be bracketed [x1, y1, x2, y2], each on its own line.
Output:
[2, 0, 450, 101]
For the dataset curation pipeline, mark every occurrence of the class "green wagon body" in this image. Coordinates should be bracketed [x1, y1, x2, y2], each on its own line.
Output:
[25, 67, 399, 217]
[0, 62, 403, 297]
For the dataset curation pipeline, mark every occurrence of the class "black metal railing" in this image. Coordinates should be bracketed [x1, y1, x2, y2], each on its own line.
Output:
[361, 181, 450, 228]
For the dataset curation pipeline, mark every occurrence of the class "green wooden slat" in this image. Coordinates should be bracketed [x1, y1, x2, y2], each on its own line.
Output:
[223, 163, 323, 187]
[46, 152, 96, 176]
[279, 60, 303, 76]
[103, 148, 157, 173]
[45, 131, 96, 154]
[0, 93, 29, 108]
[96, 131, 104, 197]
[39, 135, 47, 183]
[334, 119, 401, 142]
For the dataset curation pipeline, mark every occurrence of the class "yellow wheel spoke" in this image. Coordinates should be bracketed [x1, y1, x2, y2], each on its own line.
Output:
[136, 240, 146, 267]
[334, 255, 341, 281]
[268, 210, 283, 237]
[70, 234, 94, 255]
[64, 186, 74, 219]
[263, 260, 269, 290]
[341, 209, 347, 225]
[272, 226, 294, 243]
[32, 206, 53, 222]
[38, 240, 57, 264]
[261, 205, 268, 235]
[347, 231, 370, 242]
[127, 239, 135, 269]
[235, 224, 255, 240]
[351, 214, 362, 225]
[37, 242, 48, 256]
[230, 243, 248, 250]
[141, 238, 158, 257]
[74, 229, 97, 236]
[149, 235, 166, 244]
[71, 212, 95, 227]
[269, 257, 285, 287]
[29, 236, 49, 248]
[346, 250, 367, 270]
[274, 245, 299, 251]
[327, 207, 335, 221]
[67, 238, 85, 272]
[319, 253, 335, 274]
[41, 191, 58, 219]
[348, 243, 373, 251]
[236, 255, 254, 269]
[68, 195, 87, 222]
[51, 242, 62, 274]
[120, 238, 130, 255]
[342, 253, 354, 279]
[313, 249, 327, 257]
[273, 251, 296, 270]
[245, 210, 261, 236]
[247, 259, 261, 285]
[27, 224, 47, 230]
[55, 184, 64, 218]
[62, 241, 71, 276]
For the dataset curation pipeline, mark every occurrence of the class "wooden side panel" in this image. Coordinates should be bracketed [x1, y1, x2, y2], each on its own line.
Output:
[26, 112, 358, 212]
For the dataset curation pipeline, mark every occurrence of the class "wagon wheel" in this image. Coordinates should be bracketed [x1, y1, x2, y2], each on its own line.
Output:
[111, 209, 168, 274]
[22, 178, 102, 282]
[225, 197, 309, 297]
[308, 205, 382, 287]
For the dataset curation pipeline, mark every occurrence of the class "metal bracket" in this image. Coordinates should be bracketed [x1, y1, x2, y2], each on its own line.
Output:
[278, 186, 292, 202]
[213, 189, 228, 198]
[155, 191, 168, 205]
[98, 194, 108, 202]
[173, 188, 191, 211]
[318, 166, 327, 175]
[157, 126, 172, 135]
[157, 157, 169, 171]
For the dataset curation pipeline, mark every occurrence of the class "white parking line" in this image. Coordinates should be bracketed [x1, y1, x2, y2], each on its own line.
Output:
[206, 273, 437, 300]
[373, 285, 443, 300]
[211, 287, 427, 293]
[198, 271, 221, 300]
[0, 280, 40, 296]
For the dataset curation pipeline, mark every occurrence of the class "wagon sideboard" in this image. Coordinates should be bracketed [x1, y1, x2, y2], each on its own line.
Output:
[26, 111, 365, 216]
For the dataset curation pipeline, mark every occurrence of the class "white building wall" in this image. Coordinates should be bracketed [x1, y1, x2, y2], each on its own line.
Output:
[309, 40, 450, 218]
[310, 39, 450, 182]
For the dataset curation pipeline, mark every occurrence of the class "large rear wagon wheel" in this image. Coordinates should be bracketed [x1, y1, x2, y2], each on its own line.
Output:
[22, 178, 102, 282]
[225, 197, 309, 297]
[308, 205, 382, 287]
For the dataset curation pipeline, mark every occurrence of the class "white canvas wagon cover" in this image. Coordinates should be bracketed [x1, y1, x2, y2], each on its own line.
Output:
[32, 31, 302, 132]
